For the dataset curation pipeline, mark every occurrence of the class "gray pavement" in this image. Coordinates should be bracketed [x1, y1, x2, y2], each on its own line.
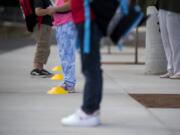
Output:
[0, 40, 180, 135]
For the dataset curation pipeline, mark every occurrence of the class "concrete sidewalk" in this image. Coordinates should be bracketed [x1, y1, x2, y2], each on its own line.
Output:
[0, 43, 180, 135]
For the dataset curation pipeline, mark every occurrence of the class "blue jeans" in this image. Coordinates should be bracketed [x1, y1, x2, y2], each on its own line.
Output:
[76, 21, 103, 114]
[55, 21, 77, 87]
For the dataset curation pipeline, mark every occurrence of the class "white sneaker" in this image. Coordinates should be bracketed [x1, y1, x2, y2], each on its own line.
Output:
[160, 73, 173, 78]
[61, 109, 101, 127]
[170, 74, 180, 79]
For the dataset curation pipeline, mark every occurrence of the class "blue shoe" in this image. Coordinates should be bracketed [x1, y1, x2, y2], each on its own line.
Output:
[61, 83, 75, 93]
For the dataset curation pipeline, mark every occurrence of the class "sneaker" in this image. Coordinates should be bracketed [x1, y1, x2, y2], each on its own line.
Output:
[61, 109, 101, 127]
[40, 69, 53, 77]
[61, 83, 75, 93]
[170, 74, 180, 79]
[30, 69, 53, 78]
[160, 73, 173, 78]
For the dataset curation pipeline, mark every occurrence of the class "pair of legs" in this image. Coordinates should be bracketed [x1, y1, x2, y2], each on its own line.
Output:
[159, 9, 180, 78]
[61, 21, 103, 126]
[31, 24, 52, 77]
[33, 24, 52, 69]
[55, 21, 77, 89]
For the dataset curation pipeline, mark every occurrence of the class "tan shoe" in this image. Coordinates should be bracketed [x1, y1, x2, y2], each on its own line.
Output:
[160, 73, 173, 78]
[170, 75, 180, 79]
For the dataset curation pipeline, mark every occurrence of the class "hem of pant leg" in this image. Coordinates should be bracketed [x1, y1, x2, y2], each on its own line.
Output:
[64, 80, 76, 87]
[33, 60, 46, 65]
[81, 106, 99, 115]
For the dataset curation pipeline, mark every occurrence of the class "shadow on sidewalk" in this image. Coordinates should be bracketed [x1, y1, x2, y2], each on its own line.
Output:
[0, 36, 35, 54]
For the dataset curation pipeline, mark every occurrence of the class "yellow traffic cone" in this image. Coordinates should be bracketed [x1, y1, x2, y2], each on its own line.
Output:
[51, 74, 64, 81]
[47, 86, 68, 95]
[52, 66, 62, 72]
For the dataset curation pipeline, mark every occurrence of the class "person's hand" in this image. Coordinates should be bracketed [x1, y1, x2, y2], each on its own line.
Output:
[47, 6, 56, 16]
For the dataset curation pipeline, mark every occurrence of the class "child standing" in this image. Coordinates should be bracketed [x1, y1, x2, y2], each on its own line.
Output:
[31, 0, 53, 78]
[50, 0, 77, 92]
[61, 0, 103, 126]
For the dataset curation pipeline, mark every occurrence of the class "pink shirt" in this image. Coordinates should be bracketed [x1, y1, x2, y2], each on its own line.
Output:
[53, 0, 73, 26]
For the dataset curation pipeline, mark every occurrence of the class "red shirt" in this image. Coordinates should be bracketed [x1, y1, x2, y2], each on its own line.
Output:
[71, 0, 95, 24]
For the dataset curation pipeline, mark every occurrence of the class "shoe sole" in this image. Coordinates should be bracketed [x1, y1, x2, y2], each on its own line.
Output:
[160, 76, 170, 78]
[61, 122, 101, 127]
[68, 90, 76, 93]
[30, 74, 52, 78]
[170, 77, 180, 79]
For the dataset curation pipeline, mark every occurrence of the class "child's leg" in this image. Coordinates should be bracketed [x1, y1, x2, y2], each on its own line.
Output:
[76, 21, 103, 114]
[56, 21, 77, 88]
[34, 24, 52, 68]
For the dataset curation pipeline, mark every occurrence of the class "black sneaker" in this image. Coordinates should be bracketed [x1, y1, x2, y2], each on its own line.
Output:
[30, 69, 53, 78]
[41, 69, 53, 77]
